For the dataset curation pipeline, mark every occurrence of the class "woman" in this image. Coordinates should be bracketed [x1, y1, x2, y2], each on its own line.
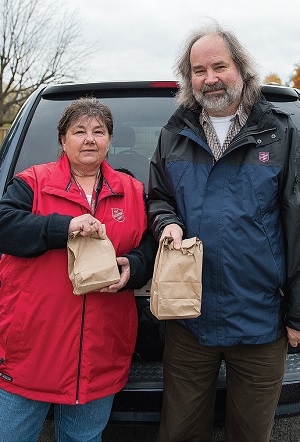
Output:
[0, 98, 156, 441]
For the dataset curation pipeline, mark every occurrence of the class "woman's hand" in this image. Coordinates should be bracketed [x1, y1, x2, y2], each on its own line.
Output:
[99, 257, 130, 293]
[68, 214, 104, 237]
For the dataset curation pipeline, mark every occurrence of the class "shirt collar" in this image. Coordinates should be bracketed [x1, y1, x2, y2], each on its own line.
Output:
[200, 103, 249, 127]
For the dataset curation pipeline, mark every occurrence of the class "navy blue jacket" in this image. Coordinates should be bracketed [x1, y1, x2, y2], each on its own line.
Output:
[148, 96, 300, 346]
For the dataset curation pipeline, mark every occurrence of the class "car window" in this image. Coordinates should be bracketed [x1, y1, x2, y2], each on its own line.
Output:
[15, 95, 178, 187]
[270, 101, 300, 127]
[10, 86, 300, 192]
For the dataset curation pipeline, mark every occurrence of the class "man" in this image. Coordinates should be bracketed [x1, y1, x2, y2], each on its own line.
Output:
[148, 22, 300, 442]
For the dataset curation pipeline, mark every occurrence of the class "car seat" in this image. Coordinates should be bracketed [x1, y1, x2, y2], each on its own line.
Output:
[108, 125, 149, 186]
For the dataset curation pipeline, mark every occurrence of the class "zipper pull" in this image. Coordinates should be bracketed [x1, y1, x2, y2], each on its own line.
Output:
[294, 174, 299, 193]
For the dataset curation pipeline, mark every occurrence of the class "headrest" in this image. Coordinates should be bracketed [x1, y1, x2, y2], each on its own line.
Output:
[112, 125, 136, 148]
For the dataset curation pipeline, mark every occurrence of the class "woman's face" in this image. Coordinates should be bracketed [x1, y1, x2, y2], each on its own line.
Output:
[61, 117, 111, 170]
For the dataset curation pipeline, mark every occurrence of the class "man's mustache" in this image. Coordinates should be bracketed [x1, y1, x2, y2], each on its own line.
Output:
[202, 82, 226, 93]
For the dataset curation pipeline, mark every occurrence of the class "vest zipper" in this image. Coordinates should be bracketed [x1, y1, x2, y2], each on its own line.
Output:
[75, 294, 86, 404]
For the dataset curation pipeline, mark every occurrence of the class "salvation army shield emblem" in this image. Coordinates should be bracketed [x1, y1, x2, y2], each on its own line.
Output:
[259, 152, 269, 163]
[111, 208, 125, 222]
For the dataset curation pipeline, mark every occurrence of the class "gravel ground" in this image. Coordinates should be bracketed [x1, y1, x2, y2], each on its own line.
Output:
[38, 415, 300, 441]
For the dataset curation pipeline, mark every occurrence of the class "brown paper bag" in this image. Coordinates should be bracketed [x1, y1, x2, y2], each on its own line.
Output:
[67, 225, 120, 295]
[150, 236, 203, 320]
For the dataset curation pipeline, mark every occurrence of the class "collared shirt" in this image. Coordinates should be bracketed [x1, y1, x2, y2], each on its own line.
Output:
[200, 104, 249, 160]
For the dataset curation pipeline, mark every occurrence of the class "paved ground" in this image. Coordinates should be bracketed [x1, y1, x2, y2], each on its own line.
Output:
[39, 415, 300, 441]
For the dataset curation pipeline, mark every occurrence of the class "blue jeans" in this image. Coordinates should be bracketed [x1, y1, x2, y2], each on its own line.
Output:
[0, 388, 114, 442]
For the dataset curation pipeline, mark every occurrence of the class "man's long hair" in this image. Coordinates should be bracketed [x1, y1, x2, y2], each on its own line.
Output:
[174, 22, 261, 112]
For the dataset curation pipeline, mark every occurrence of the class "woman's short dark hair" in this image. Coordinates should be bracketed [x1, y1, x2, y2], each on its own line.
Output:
[174, 22, 261, 112]
[57, 97, 114, 146]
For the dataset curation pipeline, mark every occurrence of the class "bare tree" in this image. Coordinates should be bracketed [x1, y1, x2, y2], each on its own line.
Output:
[0, 0, 91, 125]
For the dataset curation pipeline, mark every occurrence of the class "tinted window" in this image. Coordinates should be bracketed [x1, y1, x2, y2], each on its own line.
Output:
[270, 101, 300, 127]
[15, 95, 178, 187]
[13, 89, 300, 191]
[263, 89, 300, 128]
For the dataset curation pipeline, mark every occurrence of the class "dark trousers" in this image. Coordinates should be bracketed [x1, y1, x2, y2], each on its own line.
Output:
[157, 321, 287, 442]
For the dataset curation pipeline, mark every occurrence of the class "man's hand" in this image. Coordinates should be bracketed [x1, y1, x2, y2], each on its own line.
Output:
[160, 223, 183, 250]
[286, 326, 300, 347]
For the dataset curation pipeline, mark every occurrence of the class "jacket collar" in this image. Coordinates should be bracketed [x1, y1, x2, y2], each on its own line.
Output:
[44, 155, 125, 198]
[164, 94, 284, 136]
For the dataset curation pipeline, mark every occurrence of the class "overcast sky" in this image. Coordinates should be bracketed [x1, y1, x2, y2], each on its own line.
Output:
[66, 0, 299, 85]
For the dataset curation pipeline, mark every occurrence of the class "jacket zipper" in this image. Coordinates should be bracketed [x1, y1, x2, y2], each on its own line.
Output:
[294, 174, 299, 194]
[75, 294, 86, 404]
[225, 126, 277, 153]
[211, 126, 277, 164]
[184, 119, 277, 161]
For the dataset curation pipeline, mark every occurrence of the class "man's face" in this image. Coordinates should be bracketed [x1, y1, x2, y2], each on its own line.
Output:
[190, 35, 244, 117]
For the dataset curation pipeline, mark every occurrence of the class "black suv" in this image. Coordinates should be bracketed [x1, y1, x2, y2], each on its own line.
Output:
[1, 81, 300, 423]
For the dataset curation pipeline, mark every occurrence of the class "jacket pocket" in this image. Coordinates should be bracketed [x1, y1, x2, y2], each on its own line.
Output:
[2, 290, 33, 365]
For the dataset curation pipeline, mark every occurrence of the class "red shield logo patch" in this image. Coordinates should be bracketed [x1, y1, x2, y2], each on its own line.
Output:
[259, 152, 269, 163]
[111, 208, 125, 222]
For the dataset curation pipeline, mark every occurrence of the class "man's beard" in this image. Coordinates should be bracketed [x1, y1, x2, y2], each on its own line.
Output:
[193, 81, 243, 113]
